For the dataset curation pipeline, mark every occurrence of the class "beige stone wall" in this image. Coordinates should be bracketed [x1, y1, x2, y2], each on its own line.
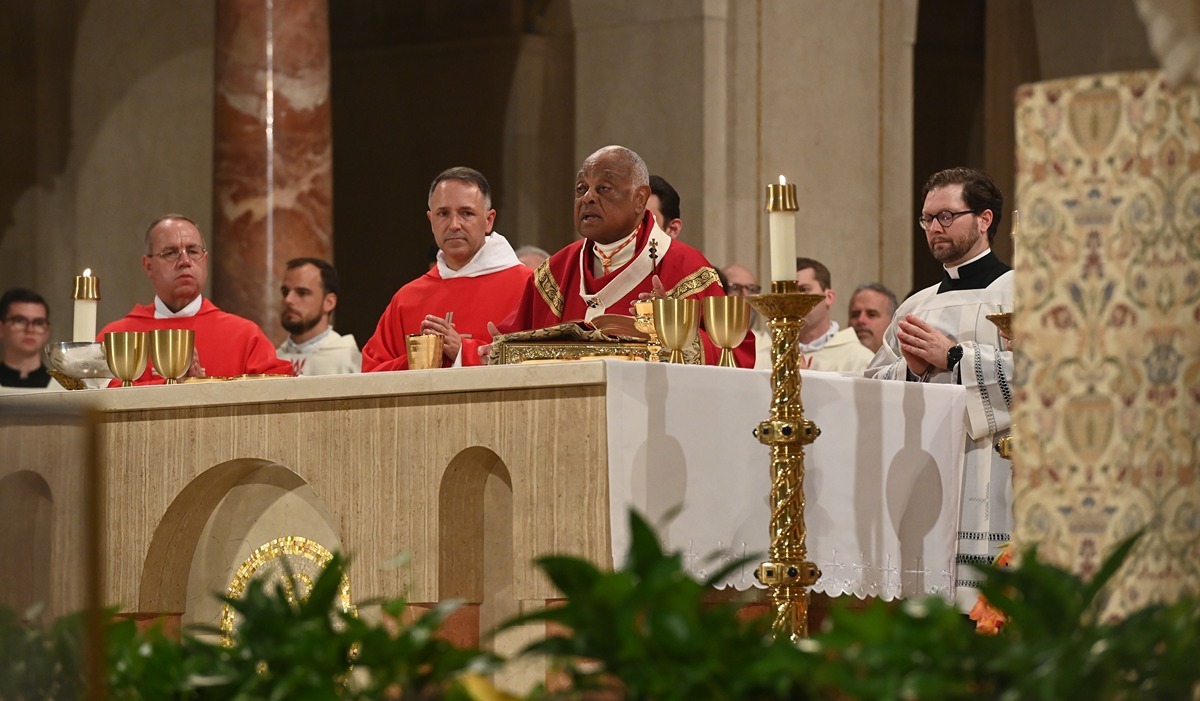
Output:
[1013, 70, 1200, 613]
[0, 1, 213, 329]
[1, 0, 1169, 336]
[570, 0, 917, 322]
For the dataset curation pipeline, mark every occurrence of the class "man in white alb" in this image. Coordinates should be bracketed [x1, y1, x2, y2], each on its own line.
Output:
[794, 257, 875, 372]
[276, 258, 362, 375]
[863, 166, 1014, 610]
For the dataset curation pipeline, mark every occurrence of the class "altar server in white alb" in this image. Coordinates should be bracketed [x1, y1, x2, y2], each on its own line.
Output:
[276, 257, 362, 375]
[863, 166, 1013, 610]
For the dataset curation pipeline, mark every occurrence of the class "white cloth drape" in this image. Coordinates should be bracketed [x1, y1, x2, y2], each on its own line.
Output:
[603, 361, 967, 601]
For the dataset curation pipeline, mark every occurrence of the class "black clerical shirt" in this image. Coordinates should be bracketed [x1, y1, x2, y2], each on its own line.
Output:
[0, 362, 52, 388]
[937, 250, 1011, 294]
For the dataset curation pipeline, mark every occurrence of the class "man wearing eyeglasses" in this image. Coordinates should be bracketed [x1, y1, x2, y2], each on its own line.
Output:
[722, 262, 771, 369]
[0, 287, 53, 388]
[864, 166, 1013, 611]
[98, 214, 292, 383]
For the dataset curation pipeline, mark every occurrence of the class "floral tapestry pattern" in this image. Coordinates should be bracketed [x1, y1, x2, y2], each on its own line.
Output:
[1013, 70, 1200, 616]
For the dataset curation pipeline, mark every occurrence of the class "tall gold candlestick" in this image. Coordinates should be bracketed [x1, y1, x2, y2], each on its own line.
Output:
[748, 279, 824, 641]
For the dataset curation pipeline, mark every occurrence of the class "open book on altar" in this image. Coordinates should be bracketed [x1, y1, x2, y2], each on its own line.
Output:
[488, 318, 662, 365]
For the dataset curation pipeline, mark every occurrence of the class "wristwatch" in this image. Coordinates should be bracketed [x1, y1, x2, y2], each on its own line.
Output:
[946, 344, 964, 369]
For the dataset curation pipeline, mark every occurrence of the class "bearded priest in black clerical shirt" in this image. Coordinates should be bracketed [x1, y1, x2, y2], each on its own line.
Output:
[863, 166, 1014, 612]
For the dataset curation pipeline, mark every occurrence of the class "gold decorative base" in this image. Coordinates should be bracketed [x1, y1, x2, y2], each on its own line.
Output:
[995, 434, 1013, 459]
[747, 280, 826, 640]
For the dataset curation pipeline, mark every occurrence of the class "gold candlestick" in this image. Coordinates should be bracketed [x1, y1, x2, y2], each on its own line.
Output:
[747, 279, 825, 641]
[986, 312, 1015, 459]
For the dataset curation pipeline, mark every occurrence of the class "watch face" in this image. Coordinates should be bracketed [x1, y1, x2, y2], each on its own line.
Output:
[948, 345, 963, 366]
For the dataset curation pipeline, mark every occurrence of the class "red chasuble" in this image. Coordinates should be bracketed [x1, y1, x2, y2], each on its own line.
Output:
[98, 298, 294, 385]
[362, 264, 532, 372]
[500, 212, 755, 367]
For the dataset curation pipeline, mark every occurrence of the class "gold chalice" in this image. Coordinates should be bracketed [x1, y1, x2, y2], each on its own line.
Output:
[703, 296, 751, 368]
[633, 300, 662, 361]
[985, 312, 1013, 339]
[652, 297, 700, 364]
[104, 331, 149, 387]
[149, 329, 194, 384]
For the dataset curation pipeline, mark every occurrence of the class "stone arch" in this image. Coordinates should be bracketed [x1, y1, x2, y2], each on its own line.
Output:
[139, 458, 342, 625]
[0, 470, 53, 618]
[438, 446, 514, 636]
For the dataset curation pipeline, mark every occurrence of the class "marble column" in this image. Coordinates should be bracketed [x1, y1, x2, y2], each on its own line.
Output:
[213, 0, 332, 346]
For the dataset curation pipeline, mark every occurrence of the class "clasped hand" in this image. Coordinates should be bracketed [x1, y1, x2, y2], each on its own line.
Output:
[421, 314, 461, 362]
[896, 314, 955, 376]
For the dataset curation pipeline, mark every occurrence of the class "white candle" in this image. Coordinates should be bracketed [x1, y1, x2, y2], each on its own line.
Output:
[767, 175, 798, 282]
[72, 268, 100, 342]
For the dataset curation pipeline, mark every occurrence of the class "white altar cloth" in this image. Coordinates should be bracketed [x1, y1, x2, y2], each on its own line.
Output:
[603, 360, 967, 600]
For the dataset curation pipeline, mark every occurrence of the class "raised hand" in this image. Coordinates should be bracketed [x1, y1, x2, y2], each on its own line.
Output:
[477, 321, 503, 364]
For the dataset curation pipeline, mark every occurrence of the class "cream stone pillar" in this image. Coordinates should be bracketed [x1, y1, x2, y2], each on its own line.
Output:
[570, 0, 730, 256]
[726, 0, 917, 303]
[213, 0, 333, 345]
[571, 1, 916, 316]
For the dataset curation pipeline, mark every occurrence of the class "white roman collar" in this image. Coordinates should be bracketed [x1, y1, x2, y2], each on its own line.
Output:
[944, 248, 991, 280]
[437, 232, 521, 279]
[577, 219, 672, 322]
[154, 295, 202, 319]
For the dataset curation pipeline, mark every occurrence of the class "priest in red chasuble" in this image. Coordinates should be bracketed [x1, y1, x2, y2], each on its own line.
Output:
[99, 214, 294, 384]
[498, 145, 754, 367]
[362, 167, 532, 371]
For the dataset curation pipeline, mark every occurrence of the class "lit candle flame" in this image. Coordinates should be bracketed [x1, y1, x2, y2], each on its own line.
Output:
[82, 268, 92, 277]
[779, 175, 786, 186]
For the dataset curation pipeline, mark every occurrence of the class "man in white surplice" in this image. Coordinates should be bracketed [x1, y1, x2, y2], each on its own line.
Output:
[863, 167, 1013, 610]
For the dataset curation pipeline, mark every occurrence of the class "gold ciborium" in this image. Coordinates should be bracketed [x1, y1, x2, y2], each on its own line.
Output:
[104, 331, 149, 387]
[651, 297, 699, 364]
[632, 300, 661, 361]
[406, 333, 442, 370]
[703, 296, 751, 368]
[149, 329, 194, 384]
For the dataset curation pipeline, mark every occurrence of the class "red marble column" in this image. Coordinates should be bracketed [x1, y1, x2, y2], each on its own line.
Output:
[213, 0, 332, 345]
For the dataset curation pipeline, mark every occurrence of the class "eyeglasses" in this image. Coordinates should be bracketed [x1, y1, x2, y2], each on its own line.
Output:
[918, 209, 975, 230]
[727, 283, 762, 295]
[148, 246, 207, 263]
[3, 315, 49, 332]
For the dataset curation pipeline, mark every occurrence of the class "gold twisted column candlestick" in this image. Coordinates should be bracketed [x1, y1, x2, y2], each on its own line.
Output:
[986, 312, 1015, 459]
[747, 280, 825, 641]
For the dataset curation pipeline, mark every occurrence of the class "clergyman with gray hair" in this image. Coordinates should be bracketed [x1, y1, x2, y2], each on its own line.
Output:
[848, 281, 899, 353]
[495, 145, 755, 368]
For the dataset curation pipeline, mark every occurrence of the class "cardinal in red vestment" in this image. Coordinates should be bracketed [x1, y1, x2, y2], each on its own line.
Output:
[98, 214, 293, 384]
[497, 145, 754, 367]
[362, 167, 532, 371]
